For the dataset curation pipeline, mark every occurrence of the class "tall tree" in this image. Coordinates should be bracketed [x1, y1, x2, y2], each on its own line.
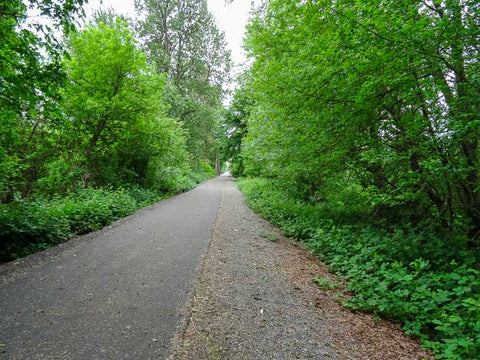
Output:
[62, 15, 190, 190]
[135, 0, 231, 165]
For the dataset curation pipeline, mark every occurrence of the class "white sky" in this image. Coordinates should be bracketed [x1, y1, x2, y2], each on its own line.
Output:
[83, 0, 250, 66]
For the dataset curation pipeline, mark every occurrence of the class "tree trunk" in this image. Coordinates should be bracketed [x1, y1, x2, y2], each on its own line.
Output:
[215, 153, 220, 176]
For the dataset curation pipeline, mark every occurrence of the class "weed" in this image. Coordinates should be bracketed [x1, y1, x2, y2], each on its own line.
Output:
[260, 230, 279, 242]
[312, 276, 339, 290]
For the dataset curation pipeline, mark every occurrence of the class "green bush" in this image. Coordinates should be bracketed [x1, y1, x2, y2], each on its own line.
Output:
[238, 178, 480, 360]
[187, 170, 214, 185]
[0, 200, 71, 260]
[0, 177, 215, 263]
[0, 187, 164, 262]
[57, 188, 138, 234]
[125, 186, 163, 208]
[184, 161, 215, 188]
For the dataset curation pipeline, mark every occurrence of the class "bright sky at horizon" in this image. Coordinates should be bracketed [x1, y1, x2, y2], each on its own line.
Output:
[83, 0, 251, 66]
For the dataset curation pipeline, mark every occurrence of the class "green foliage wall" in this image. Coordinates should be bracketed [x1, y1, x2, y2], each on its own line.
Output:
[62, 17, 192, 192]
[240, 0, 480, 241]
[221, 85, 253, 176]
[0, 8, 202, 201]
[0, 0, 86, 201]
[229, 1, 480, 358]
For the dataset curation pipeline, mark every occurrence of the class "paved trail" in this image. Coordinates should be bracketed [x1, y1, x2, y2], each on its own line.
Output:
[0, 177, 227, 359]
[0, 177, 431, 360]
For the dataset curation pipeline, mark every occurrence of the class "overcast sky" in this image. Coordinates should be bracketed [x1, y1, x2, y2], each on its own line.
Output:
[83, 0, 251, 66]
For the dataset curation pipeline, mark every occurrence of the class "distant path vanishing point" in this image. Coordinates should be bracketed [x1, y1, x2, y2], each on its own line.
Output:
[0, 177, 229, 359]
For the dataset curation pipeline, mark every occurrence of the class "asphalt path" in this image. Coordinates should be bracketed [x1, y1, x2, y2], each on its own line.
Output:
[0, 177, 228, 359]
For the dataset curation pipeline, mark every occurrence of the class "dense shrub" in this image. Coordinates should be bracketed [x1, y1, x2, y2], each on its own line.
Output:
[0, 200, 72, 260]
[171, 161, 216, 192]
[57, 189, 139, 234]
[238, 178, 480, 360]
[0, 169, 214, 263]
[0, 187, 160, 262]
[125, 186, 163, 208]
[187, 167, 215, 186]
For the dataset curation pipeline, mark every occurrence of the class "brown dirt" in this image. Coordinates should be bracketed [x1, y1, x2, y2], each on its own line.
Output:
[169, 178, 433, 360]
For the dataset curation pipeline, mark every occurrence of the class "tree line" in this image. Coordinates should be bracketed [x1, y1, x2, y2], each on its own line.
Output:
[0, 0, 230, 259]
[229, 0, 479, 246]
[225, 0, 479, 358]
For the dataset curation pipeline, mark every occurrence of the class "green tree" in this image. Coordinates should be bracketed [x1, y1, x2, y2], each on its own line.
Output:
[0, 0, 86, 201]
[242, 0, 479, 238]
[222, 84, 253, 176]
[135, 0, 231, 166]
[62, 16, 190, 191]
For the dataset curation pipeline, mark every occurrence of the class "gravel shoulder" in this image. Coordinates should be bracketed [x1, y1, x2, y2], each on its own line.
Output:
[169, 178, 432, 360]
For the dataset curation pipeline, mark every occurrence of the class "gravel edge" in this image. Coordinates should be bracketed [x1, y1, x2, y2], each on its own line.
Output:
[167, 178, 433, 360]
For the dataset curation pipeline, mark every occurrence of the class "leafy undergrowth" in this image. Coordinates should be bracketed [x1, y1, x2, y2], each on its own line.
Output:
[0, 170, 214, 263]
[238, 178, 480, 360]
